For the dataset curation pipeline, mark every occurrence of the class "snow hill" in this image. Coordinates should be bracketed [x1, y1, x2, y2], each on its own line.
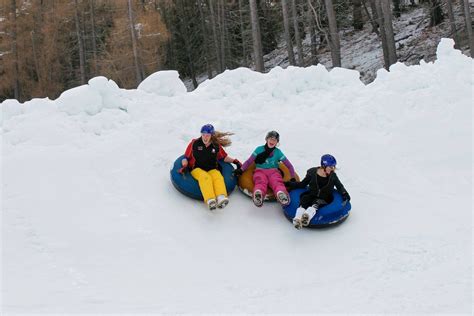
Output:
[1, 39, 472, 314]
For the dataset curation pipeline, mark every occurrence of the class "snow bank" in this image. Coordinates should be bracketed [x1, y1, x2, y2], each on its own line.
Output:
[1, 39, 470, 126]
[1, 38, 471, 147]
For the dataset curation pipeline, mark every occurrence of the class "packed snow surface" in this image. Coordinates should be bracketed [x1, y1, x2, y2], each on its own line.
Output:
[1, 39, 472, 314]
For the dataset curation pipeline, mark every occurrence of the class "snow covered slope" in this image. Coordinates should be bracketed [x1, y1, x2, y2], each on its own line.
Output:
[1, 39, 472, 314]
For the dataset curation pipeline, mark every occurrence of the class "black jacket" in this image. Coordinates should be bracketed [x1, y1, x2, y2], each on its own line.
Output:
[184, 137, 227, 171]
[289, 167, 350, 207]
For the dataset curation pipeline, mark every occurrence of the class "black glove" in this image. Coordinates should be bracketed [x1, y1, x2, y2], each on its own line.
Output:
[341, 192, 350, 206]
[285, 177, 297, 189]
[233, 159, 242, 169]
[284, 181, 295, 191]
[233, 168, 243, 177]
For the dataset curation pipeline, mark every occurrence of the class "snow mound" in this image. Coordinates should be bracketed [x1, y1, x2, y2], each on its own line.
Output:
[137, 70, 187, 96]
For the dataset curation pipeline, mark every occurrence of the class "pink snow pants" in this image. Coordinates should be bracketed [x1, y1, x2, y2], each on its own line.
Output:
[253, 168, 288, 197]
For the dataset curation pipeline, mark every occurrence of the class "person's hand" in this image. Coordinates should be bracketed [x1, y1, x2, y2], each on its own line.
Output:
[284, 178, 297, 190]
[233, 159, 242, 169]
[233, 168, 243, 177]
[284, 181, 294, 191]
[182, 159, 188, 168]
[341, 192, 350, 206]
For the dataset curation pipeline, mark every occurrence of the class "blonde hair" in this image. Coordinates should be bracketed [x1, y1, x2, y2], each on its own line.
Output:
[211, 131, 233, 147]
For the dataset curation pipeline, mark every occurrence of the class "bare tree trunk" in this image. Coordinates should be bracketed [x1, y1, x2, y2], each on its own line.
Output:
[393, 0, 401, 17]
[10, 0, 20, 100]
[429, 0, 444, 26]
[74, 0, 86, 85]
[381, 0, 397, 65]
[89, 0, 98, 74]
[238, 0, 249, 66]
[375, 0, 390, 68]
[250, 0, 264, 72]
[223, 0, 232, 68]
[177, 0, 198, 87]
[209, 0, 223, 72]
[198, 0, 213, 78]
[353, 0, 364, 30]
[282, 0, 296, 65]
[362, 0, 379, 34]
[218, 0, 227, 69]
[462, 0, 474, 57]
[291, 0, 304, 65]
[368, 0, 379, 28]
[31, 31, 41, 86]
[445, 0, 459, 48]
[127, 0, 143, 86]
[324, 0, 341, 67]
[307, 0, 319, 65]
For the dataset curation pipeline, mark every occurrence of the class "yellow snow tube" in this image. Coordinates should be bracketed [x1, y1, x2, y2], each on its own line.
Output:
[238, 163, 300, 201]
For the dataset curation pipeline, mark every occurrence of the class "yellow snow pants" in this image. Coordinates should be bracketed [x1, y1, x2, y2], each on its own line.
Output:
[191, 168, 227, 203]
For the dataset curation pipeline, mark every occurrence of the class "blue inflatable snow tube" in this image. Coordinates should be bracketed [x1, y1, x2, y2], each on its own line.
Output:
[170, 155, 237, 200]
[282, 189, 352, 228]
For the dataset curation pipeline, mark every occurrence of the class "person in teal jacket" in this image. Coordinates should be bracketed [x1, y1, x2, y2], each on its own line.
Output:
[234, 131, 296, 207]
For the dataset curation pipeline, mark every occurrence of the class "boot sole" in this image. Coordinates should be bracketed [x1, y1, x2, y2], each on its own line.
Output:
[217, 200, 229, 209]
[253, 193, 263, 207]
[293, 220, 302, 230]
[302, 214, 310, 226]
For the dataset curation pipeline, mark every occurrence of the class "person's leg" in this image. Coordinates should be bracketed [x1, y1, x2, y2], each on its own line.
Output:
[252, 169, 269, 206]
[302, 199, 328, 226]
[208, 169, 228, 208]
[208, 169, 227, 197]
[267, 169, 287, 195]
[267, 169, 289, 205]
[191, 168, 216, 207]
[253, 169, 269, 196]
[293, 206, 306, 229]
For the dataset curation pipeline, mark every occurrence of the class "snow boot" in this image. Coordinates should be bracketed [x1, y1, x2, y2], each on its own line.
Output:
[207, 198, 217, 211]
[302, 205, 318, 226]
[217, 195, 229, 209]
[276, 191, 290, 206]
[253, 190, 263, 207]
[301, 213, 310, 226]
[293, 218, 303, 230]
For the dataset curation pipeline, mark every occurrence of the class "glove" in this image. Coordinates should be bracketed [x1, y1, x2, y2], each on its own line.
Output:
[233, 168, 243, 177]
[233, 159, 242, 169]
[285, 177, 297, 189]
[284, 181, 295, 191]
[178, 167, 186, 174]
[341, 192, 350, 206]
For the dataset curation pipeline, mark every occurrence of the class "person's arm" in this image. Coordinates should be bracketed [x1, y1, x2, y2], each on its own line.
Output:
[281, 157, 295, 179]
[219, 146, 242, 168]
[240, 154, 256, 171]
[286, 168, 311, 190]
[293, 169, 311, 189]
[182, 140, 194, 168]
[224, 155, 241, 168]
[334, 173, 350, 201]
[216, 145, 228, 160]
